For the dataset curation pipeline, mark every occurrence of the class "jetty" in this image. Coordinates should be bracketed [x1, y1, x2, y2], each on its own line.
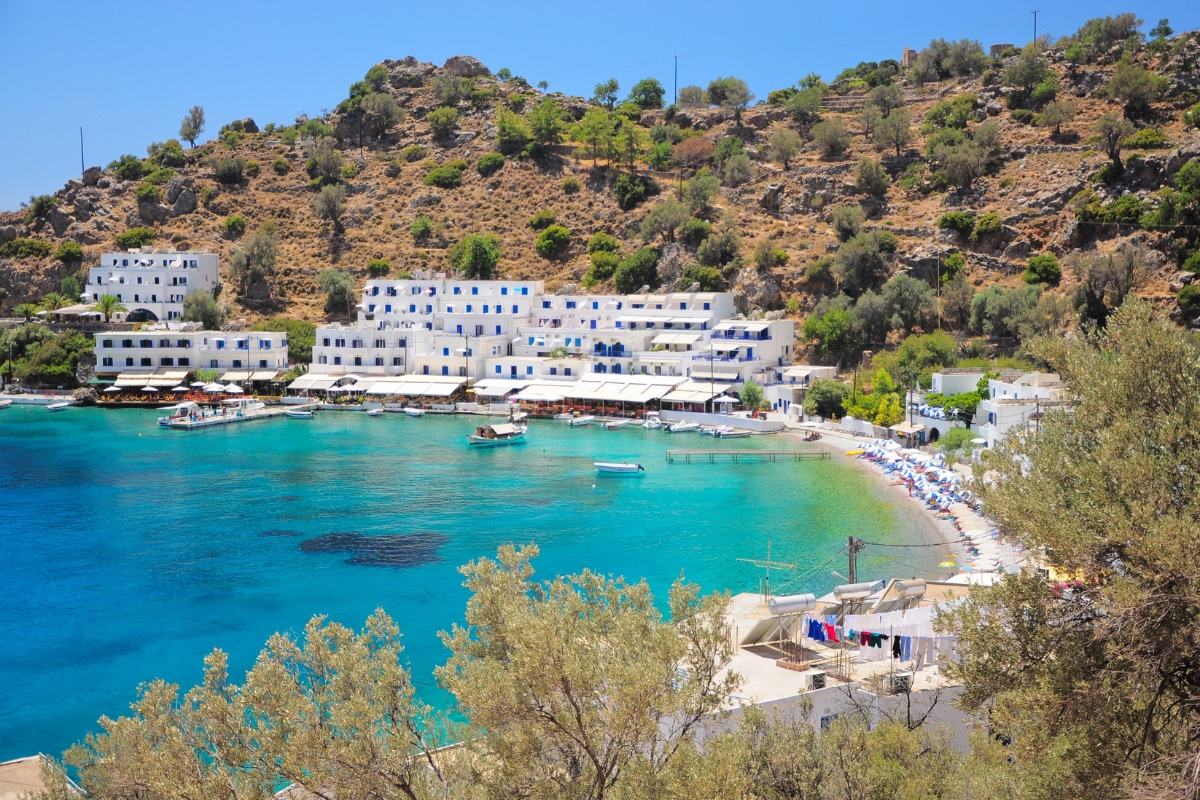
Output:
[666, 446, 830, 464]
[166, 401, 319, 430]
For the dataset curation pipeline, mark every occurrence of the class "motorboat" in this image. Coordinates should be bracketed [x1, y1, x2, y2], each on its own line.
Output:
[0, 399, 12, 409]
[159, 401, 201, 425]
[641, 412, 662, 429]
[594, 462, 645, 474]
[403, 407, 425, 417]
[566, 415, 595, 427]
[604, 419, 631, 430]
[699, 425, 721, 435]
[367, 408, 384, 417]
[668, 421, 700, 433]
[553, 412, 575, 420]
[47, 401, 71, 412]
[285, 409, 315, 419]
[468, 420, 527, 446]
[719, 429, 750, 439]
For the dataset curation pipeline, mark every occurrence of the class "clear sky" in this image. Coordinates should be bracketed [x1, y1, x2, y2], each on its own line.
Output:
[1, 0, 1195, 211]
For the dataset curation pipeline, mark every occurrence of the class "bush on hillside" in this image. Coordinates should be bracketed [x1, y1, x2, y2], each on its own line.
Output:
[115, 227, 155, 248]
[1178, 283, 1200, 316]
[367, 258, 391, 277]
[143, 168, 176, 186]
[399, 144, 427, 163]
[223, 215, 247, 237]
[109, 154, 146, 182]
[587, 232, 620, 254]
[811, 117, 850, 158]
[214, 156, 246, 184]
[476, 152, 505, 177]
[584, 251, 621, 285]
[832, 206, 865, 242]
[678, 218, 713, 247]
[53, 241, 83, 264]
[613, 174, 657, 211]
[135, 184, 162, 203]
[535, 225, 571, 258]
[272, 158, 290, 175]
[528, 209, 556, 230]
[854, 157, 890, 196]
[1123, 128, 1168, 149]
[449, 234, 502, 279]
[680, 264, 723, 292]
[424, 164, 464, 189]
[411, 216, 433, 240]
[972, 212, 1003, 241]
[427, 107, 459, 140]
[1023, 253, 1062, 285]
[937, 211, 976, 237]
[561, 176, 581, 194]
[0, 238, 53, 259]
[613, 247, 660, 293]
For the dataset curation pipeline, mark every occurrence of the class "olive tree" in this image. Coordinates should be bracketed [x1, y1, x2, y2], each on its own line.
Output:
[1095, 112, 1135, 170]
[810, 116, 850, 158]
[362, 92, 404, 137]
[854, 157, 890, 196]
[179, 106, 205, 148]
[704, 76, 754, 124]
[769, 128, 803, 168]
[313, 184, 347, 232]
[229, 228, 279, 294]
[875, 108, 912, 156]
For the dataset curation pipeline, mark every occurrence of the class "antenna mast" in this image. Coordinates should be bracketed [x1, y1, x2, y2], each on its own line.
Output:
[737, 539, 797, 602]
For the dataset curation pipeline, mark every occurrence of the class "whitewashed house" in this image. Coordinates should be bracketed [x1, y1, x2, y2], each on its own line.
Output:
[86, 249, 220, 322]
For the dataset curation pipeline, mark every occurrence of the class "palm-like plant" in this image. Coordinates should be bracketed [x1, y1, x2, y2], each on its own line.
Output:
[40, 292, 69, 310]
[12, 303, 39, 321]
[95, 294, 127, 322]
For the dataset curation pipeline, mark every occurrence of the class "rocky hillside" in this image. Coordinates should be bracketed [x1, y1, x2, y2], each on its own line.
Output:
[3, 26, 1199, 352]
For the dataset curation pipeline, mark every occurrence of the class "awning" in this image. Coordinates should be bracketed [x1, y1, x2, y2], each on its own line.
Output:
[220, 370, 252, 381]
[563, 377, 684, 403]
[363, 376, 464, 397]
[662, 382, 727, 404]
[114, 368, 188, 387]
[287, 374, 338, 391]
[251, 370, 281, 381]
[650, 332, 701, 346]
[470, 379, 528, 397]
[691, 365, 741, 380]
[890, 421, 928, 434]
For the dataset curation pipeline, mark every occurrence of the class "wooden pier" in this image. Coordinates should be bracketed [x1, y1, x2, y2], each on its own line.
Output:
[666, 446, 830, 463]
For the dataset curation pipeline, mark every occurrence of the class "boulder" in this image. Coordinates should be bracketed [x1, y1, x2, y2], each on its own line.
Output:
[82, 166, 103, 186]
[733, 266, 782, 313]
[655, 243, 689, 288]
[443, 55, 489, 77]
[1002, 239, 1033, 260]
[0, 225, 16, 243]
[985, 100, 1004, 116]
[1180, 271, 1196, 285]
[72, 387, 98, 406]
[1142, 249, 1167, 271]
[50, 206, 73, 237]
[387, 56, 436, 87]
[137, 200, 169, 224]
[759, 182, 784, 211]
[164, 176, 193, 204]
[410, 194, 442, 208]
[169, 188, 197, 217]
[744, 112, 770, 129]
[671, 111, 694, 129]
[453, 130, 479, 145]
[238, 117, 259, 134]
[72, 228, 104, 245]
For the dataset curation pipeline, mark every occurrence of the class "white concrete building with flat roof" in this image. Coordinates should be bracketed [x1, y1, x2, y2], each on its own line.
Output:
[94, 326, 288, 379]
[86, 249, 220, 322]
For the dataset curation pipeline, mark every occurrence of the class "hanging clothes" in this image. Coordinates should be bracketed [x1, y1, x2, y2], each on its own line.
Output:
[823, 623, 839, 643]
[892, 635, 902, 659]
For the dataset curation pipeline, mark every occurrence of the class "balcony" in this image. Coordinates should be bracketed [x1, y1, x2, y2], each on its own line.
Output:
[592, 345, 626, 357]
[715, 331, 772, 341]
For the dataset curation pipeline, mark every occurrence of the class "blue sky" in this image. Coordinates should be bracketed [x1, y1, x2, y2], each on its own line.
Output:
[1, 0, 1196, 211]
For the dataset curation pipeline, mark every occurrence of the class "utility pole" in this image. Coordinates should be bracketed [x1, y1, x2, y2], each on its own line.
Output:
[674, 56, 678, 106]
[79, 127, 85, 175]
[1032, 9, 1040, 43]
[847, 536, 865, 584]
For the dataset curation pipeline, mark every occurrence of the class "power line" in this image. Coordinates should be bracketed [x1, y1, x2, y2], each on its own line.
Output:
[857, 538, 954, 548]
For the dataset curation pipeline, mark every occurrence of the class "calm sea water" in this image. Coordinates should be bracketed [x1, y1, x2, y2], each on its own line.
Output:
[0, 407, 943, 760]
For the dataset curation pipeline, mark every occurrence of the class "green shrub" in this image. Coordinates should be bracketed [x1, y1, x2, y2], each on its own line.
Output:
[367, 258, 391, 277]
[427, 107, 459, 140]
[528, 209, 556, 230]
[1123, 128, 1168, 149]
[223, 215, 247, 237]
[411, 215, 433, 240]
[53, 241, 83, 263]
[613, 247, 660, 293]
[0, 238, 53, 258]
[214, 156, 246, 184]
[299, 119, 334, 139]
[680, 264, 723, 292]
[1178, 283, 1200, 316]
[678, 218, 713, 246]
[942, 251, 966, 282]
[972, 212, 1003, 240]
[399, 144, 427, 162]
[832, 205, 865, 242]
[924, 127, 966, 158]
[476, 152, 505, 177]
[1011, 109, 1036, 125]
[613, 173, 657, 210]
[135, 183, 162, 203]
[109, 154, 146, 182]
[449, 233, 502, 279]
[341, 163, 359, 179]
[561, 176, 581, 194]
[937, 211, 976, 237]
[143, 168, 176, 185]
[587, 232, 619, 254]
[272, 158, 290, 175]
[1023, 253, 1062, 285]
[115, 227, 155, 249]
[535, 225, 571, 258]
[280, 128, 299, 146]
[246, 160, 261, 177]
[424, 164, 463, 189]
[445, 159, 469, 171]
[586, 250, 621, 284]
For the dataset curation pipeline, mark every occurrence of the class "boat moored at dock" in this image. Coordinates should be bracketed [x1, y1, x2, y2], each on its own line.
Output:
[594, 462, 645, 474]
[403, 407, 425, 417]
[284, 409, 315, 419]
[566, 415, 595, 427]
[604, 419, 631, 430]
[667, 421, 700, 433]
[46, 402, 71, 412]
[467, 420, 527, 446]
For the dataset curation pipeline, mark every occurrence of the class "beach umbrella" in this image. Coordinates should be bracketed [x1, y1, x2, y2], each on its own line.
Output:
[224, 384, 244, 393]
[142, 386, 159, 392]
[104, 385, 121, 393]
[203, 383, 224, 392]
[191, 381, 206, 388]
[713, 395, 737, 404]
[172, 386, 188, 392]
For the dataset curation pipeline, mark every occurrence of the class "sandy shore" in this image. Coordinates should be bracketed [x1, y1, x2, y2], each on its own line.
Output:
[777, 423, 1019, 580]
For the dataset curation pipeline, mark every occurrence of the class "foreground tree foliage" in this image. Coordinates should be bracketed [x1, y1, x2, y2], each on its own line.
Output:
[942, 300, 1200, 799]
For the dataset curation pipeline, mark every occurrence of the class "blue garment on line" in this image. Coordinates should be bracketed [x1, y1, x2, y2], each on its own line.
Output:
[900, 635, 913, 661]
[807, 618, 826, 642]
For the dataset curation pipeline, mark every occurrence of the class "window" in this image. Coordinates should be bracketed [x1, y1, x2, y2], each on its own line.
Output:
[543, 301, 552, 309]
[564, 367, 572, 376]
[122, 339, 132, 347]
[374, 339, 385, 348]
[176, 340, 188, 348]
[425, 305, 432, 314]
[334, 356, 342, 366]
[374, 357, 383, 366]
[102, 357, 113, 367]
[680, 302, 687, 310]
[526, 366, 534, 375]
[501, 287, 508, 295]
[441, 365, 449, 375]
[154, 277, 160, 284]
[510, 365, 517, 376]
[140, 339, 152, 348]
[392, 356, 401, 366]
[471, 286, 478, 295]
[160, 357, 174, 366]
[351, 340, 363, 349]
[126, 357, 134, 366]
[232, 359, 242, 368]
[335, 339, 345, 348]
[703, 302, 710, 310]
[178, 357, 189, 366]
[443, 347, 450, 356]
[590, 320, 597, 329]
[385, 304, 392, 313]
[466, 304, 473, 313]
[512, 305, 518, 313]
[322, 338, 331, 347]
[261, 340, 272, 350]
[136, 276, 143, 284]
[423, 365, 429, 375]
[453, 286, 461, 295]
[140, 357, 152, 366]
[210, 359, 218, 368]
[409, 304, 416, 312]
[495, 325, 501, 335]
[495, 365, 502, 373]
[521, 287, 528, 295]
[566, 301, 576, 309]
[318, 355, 328, 364]
[397, 339, 406, 348]
[550, 367, 557, 375]
[102, 339, 112, 348]
[134, 294, 139, 302]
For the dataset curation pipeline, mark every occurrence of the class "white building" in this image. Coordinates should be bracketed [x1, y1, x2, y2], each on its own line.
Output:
[86, 249, 220, 322]
[94, 325, 288, 381]
[695, 319, 796, 385]
[973, 371, 1066, 447]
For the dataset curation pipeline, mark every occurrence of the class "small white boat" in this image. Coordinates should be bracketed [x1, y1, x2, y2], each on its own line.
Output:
[641, 412, 662, 429]
[285, 410, 315, 419]
[594, 462, 645, 474]
[553, 412, 575, 420]
[668, 421, 700, 433]
[699, 425, 722, 436]
[403, 407, 425, 417]
[566, 415, 595, 427]
[367, 408, 383, 417]
[719, 429, 750, 439]
[0, 399, 12, 409]
[159, 401, 201, 425]
[468, 420, 527, 446]
[604, 419, 631, 430]
[47, 402, 71, 412]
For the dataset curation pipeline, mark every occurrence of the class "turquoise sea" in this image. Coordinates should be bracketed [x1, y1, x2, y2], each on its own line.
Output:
[0, 407, 944, 761]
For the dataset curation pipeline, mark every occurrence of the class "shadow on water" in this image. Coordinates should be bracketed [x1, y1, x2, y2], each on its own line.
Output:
[300, 531, 450, 568]
[258, 529, 306, 537]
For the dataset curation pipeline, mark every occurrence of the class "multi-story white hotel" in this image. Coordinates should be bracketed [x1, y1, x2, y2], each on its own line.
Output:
[94, 327, 288, 378]
[85, 249, 220, 322]
[307, 273, 798, 388]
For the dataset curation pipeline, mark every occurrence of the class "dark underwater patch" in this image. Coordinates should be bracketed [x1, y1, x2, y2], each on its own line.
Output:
[278, 495, 302, 503]
[258, 529, 305, 537]
[299, 531, 449, 568]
